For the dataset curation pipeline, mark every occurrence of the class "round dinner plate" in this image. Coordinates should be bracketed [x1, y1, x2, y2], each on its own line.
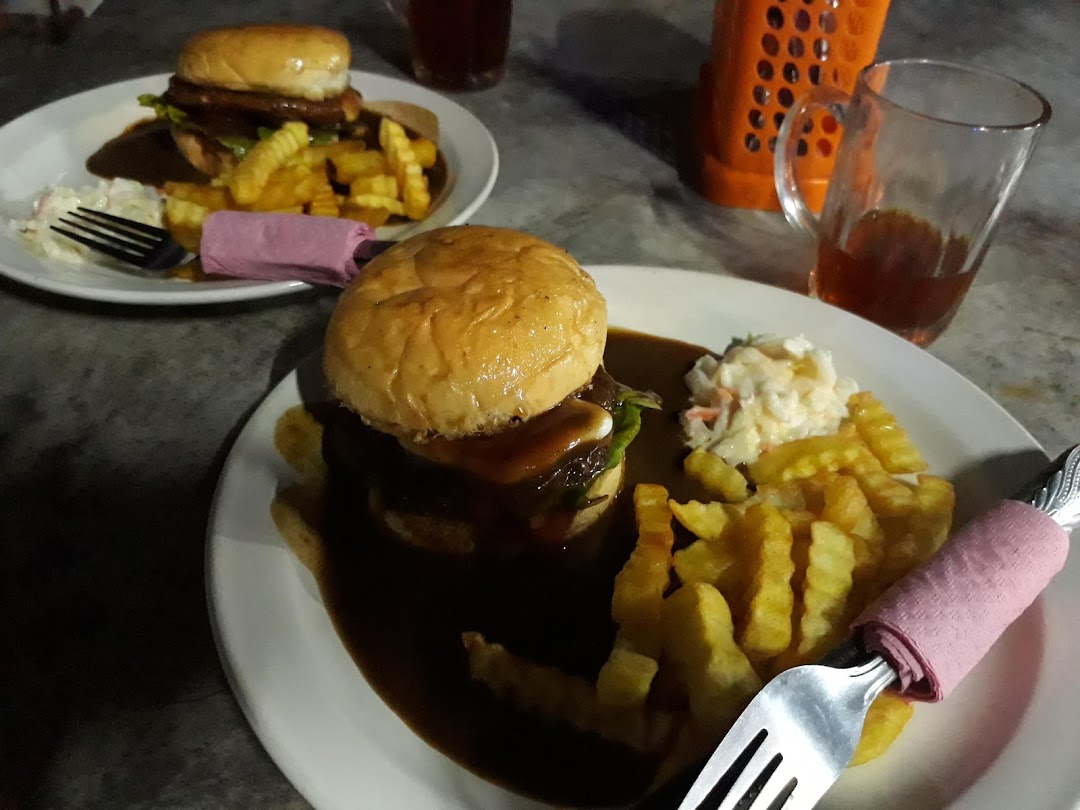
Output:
[0, 71, 498, 306]
[207, 266, 1080, 810]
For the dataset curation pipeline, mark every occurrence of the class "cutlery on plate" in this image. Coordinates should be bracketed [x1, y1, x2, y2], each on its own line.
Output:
[50, 208, 396, 283]
[50, 207, 189, 270]
[674, 444, 1080, 810]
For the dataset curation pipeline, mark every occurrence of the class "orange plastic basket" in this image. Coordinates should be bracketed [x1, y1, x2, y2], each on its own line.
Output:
[695, 0, 892, 211]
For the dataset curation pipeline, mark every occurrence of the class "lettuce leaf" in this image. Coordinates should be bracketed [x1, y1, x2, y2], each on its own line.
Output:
[214, 135, 256, 160]
[139, 101, 341, 158]
[566, 387, 662, 508]
[137, 94, 188, 126]
[602, 388, 660, 472]
[309, 128, 338, 146]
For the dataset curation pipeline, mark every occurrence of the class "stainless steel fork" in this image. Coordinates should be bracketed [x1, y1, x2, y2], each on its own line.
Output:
[676, 643, 894, 810]
[50, 207, 190, 270]
[672, 444, 1080, 810]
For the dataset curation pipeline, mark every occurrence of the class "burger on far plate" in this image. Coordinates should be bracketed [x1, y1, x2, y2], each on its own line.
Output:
[320, 225, 660, 555]
[138, 24, 364, 177]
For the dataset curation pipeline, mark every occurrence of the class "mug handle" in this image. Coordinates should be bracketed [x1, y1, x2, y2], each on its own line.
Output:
[773, 87, 850, 240]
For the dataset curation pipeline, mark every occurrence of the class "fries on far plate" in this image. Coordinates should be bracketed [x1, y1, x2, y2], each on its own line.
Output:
[161, 116, 437, 252]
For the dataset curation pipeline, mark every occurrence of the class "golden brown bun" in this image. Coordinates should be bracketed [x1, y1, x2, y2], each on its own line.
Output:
[370, 461, 624, 554]
[171, 129, 237, 177]
[324, 226, 608, 440]
[177, 25, 351, 101]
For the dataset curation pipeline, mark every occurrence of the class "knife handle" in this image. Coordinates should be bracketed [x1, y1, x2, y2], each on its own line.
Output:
[854, 500, 1068, 701]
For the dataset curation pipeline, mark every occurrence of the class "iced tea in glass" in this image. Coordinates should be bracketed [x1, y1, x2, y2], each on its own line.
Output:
[775, 59, 1051, 346]
[408, 0, 512, 91]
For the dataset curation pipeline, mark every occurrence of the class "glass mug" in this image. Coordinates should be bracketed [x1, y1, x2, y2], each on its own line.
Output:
[386, 0, 513, 90]
[774, 59, 1051, 346]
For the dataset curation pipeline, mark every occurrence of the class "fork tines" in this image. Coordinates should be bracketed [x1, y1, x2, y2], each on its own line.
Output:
[49, 207, 186, 269]
[76, 207, 170, 236]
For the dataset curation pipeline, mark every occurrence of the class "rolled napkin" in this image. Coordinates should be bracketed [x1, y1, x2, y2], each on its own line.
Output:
[200, 211, 378, 286]
[854, 500, 1069, 701]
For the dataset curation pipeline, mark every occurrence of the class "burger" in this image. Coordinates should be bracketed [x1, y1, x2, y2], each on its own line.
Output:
[320, 226, 660, 554]
[138, 24, 363, 177]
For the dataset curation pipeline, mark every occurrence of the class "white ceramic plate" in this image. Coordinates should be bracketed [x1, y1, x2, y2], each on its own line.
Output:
[207, 267, 1080, 810]
[0, 72, 498, 306]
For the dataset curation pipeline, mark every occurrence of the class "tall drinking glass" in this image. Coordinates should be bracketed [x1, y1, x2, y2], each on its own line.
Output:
[407, 0, 512, 91]
[775, 59, 1051, 346]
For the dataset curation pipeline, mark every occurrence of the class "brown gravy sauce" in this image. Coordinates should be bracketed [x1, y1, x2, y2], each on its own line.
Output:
[316, 329, 716, 807]
[86, 113, 449, 205]
[86, 119, 208, 187]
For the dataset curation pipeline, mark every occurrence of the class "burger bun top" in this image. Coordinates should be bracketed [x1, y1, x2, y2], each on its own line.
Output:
[176, 24, 351, 102]
[324, 226, 608, 440]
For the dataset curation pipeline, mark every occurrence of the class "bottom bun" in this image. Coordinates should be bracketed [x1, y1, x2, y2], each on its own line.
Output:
[370, 461, 626, 555]
[171, 128, 238, 178]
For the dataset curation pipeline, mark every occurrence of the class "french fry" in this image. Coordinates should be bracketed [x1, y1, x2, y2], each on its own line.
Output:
[672, 539, 743, 603]
[795, 522, 855, 661]
[684, 449, 749, 502]
[229, 121, 309, 205]
[340, 204, 392, 227]
[662, 583, 762, 736]
[270, 483, 326, 574]
[350, 174, 400, 199]
[164, 197, 210, 251]
[737, 503, 796, 664]
[332, 150, 388, 183]
[850, 692, 914, 766]
[755, 481, 808, 512]
[307, 178, 340, 218]
[846, 449, 918, 516]
[461, 632, 682, 754]
[596, 647, 659, 708]
[878, 475, 955, 587]
[669, 499, 730, 542]
[250, 165, 320, 211]
[913, 474, 955, 554]
[748, 435, 865, 485]
[350, 194, 406, 216]
[380, 117, 431, 220]
[273, 405, 326, 486]
[411, 137, 438, 169]
[285, 143, 331, 169]
[168, 224, 202, 253]
[402, 167, 432, 221]
[780, 508, 816, 535]
[162, 182, 230, 211]
[822, 475, 884, 580]
[797, 471, 834, 513]
[611, 485, 675, 655]
[164, 196, 210, 227]
[848, 391, 928, 474]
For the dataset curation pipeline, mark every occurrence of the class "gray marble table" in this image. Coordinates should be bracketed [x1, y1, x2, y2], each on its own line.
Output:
[2, 0, 1078, 807]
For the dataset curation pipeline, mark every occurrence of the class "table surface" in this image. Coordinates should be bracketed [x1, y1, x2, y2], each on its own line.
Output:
[2, 0, 1078, 807]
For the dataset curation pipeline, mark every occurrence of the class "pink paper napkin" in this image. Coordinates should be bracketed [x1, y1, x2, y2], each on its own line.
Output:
[855, 500, 1069, 701]
[199, 211, 378, 286]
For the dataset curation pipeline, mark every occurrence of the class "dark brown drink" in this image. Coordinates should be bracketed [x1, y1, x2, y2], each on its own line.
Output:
[812, 209, 975, 347]
[408, 0, 512, 90]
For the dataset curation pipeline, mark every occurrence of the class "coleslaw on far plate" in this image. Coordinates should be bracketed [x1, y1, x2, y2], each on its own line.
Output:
[11, 178, 163, 265]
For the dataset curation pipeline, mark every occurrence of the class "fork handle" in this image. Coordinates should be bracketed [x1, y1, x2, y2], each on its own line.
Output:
[853, 499, 1068, 701]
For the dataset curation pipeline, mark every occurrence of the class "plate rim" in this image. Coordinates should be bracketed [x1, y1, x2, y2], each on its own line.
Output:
[206, 265, 1080, 810]
[0, 70, 499, 307]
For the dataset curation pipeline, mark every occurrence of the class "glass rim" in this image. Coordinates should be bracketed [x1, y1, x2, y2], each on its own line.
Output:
[856, 58, 1053, 132]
